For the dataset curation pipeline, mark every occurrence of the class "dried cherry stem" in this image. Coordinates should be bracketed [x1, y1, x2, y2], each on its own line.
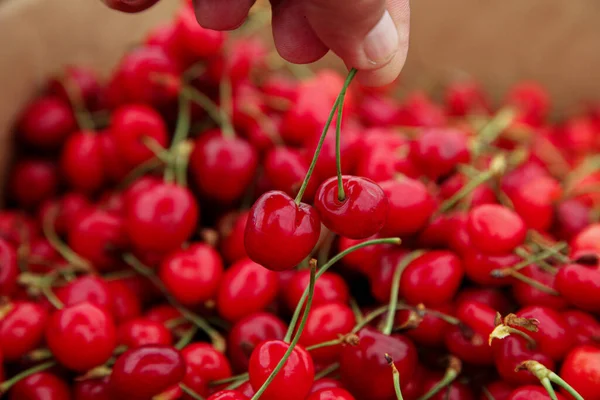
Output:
[179, 383, 205, 400]
[42, 206, 92, 272]
[489, 325, 537, 348]
[382, 250, 425, 335]
[251, 264, 317, 400]
[385, 354, 404, 400]
[492, 244, 566, 277]
[0, 361, 56, 394]
[517, 360, 584, 400]
[294, 68, 358, 205]
[514, 247, 559, 274]
[123, 253, 226, 353]
[417, 357, 462, 400]
[335, 68, 357, 201]
[18, 272, 64, 309]
[314, 363, 340, 380]
[285, 237, 401, 340]
[471, 107, 516, 157]
[306, 333, 360, 351]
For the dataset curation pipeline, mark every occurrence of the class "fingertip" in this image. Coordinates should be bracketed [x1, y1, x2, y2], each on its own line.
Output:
[356, 45, 408, 87]
[193, 0, 255, 30]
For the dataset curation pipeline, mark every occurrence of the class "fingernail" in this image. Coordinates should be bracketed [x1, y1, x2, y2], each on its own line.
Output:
[364, 10, 399, 65]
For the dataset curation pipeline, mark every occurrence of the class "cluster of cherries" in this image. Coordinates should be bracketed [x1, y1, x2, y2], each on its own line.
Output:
[1, 1, 600, 400]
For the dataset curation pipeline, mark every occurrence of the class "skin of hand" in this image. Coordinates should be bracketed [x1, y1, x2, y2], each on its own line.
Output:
[102, 0, 410, 86]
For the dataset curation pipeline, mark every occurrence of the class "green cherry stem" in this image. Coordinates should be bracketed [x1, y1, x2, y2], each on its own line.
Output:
[417, 357, 462, 400]
[284, 237, 401, 341]
[174, 326, 198, 350]
[171, 93, 192, 151]
[517, 360, 585, 400]
[294, 68, 358, 205]
[382, 250, 425, 335]
[251, 264, 317, 400]
[385, 354, 404, 400]
[179, 383, 206, 400]
[219, 70, 236, 139]
[42, 207, 92, 272]
[211, 373, 250, 387]
[0, 361, 56, 394]
[335, 68, 357, 201]
[183, 87, 226, 129]
[314, 362, 340, 380]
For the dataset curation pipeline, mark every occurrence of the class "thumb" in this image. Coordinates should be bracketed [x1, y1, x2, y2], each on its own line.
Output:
[304, 0, 409, 71]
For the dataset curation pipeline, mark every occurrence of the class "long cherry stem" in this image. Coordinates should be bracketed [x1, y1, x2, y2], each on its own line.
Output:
[417, 357, 461, 400]
[335, 69, 357, 201]
[294, 68, 358, 205]
[518, 360, 584, 400]
[385, 354, 405, 400]
[0, 361, 56, 394]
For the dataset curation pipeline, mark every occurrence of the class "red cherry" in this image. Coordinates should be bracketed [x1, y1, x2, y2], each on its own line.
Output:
[456, 287, 513, 315]
[190, 131, 259, 203]
[48, 66, 102, 110]
[245, 191, 321, 271]
[340, 328, 417, 400]
[512, 264, 568, 310]
[359, 93, 400, 127]
[208, 391, 250, 400]
[118, 318, 173, 348]
[103, 0, 160, 12]
[421, 374, 475, 400]
[507, 385, 566, 400]
[110, 104, 169, 168]
[264, 147, 318, 200]
[553, 198, 591, 241]
[236, 381, 256, 398]
[445, 300, 496, 365]
[400, 251, 463, 306]
[508, 175, 562, 231]
[563, 310, 600, 346]
[74, 377, 111, 400]
[175, 4, 226, 58]
[248, 340, 315, 400]
[46, 302, 117, 371]
[305, 126, 361, 183]
[216, 258, 279, 322]
[209, 37, 268, 83]
[126, 182, 199, 253]
[463, 251, 519, 286]
[379, 177, 436, 237]
[569, 223, 600, 260]
[17, 95, 76, 148]
[0, 302, 48, 361]
[159, 243, 224, 306]
[9, 159, 58, 209]
[355, 144, 420, 183]
[0, 211, 38, 246]
[369, 248, 410, 302]
[555, 263, 600, 312]
[560, 345, 600, 400]
[439, 173, 496, 208]
[218, 211, 249, 264]
[467, 204, 527, 254]
[396, 91, 447, 127]
[284, 270, 349, 311]
[307, 388, 356, 400]
[515, 305, 574, 361]
[9, 372, 71, 400]
[111, 345, 186, 400]
[338, 234, 390, 275]
[99, 133, 131, 184]
[504, 81, 549, 127]
[60, 132, 106, 194]
[409, 128, 470, 180]
[41, 192, 91, 236]
[309, 378, 344, 395]
[445, 80, 490, 117]
[492, 335, 554, 385]
[56, 275, 112, 310]
[0, 239, 18, 297]
[314, 176, 388, 239]
[181, 343, 232, 397]
[397, 303, 454, 347]
[145, 22, 191, 70]
[227, 312, 287, 372]
[107, 280, 142, 323]
[481, 381, 515, 400]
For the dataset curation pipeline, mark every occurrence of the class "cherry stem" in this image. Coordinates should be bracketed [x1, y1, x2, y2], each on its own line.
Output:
[471, 107, 516, 157]
[294, 68, 358, 205]
[142, 137, 171, 163]
[335, 69, 356, 201]
[183, 86, 230, 132]
[417, 358, 461, 400]
[349, 297, 364, 326]
[170, 93, 192, 151]
[173, 141, 194, 187]
[382, 250, 425, 335]
[62, 76, 95, 132]
[314, 362, 340, 380]
[123, 253, 226, 353]
[352, 303, 412, 334]
[385, 354, 404, 400]
[481, 387, 495, 400]
[305, 333, 359, 352]
[224, 376, 249, 391]
[219, 71, 236, 139]
[489, 325, 537, 348]
[0, 361, 56, 394]
[500, 269, 560, 295]
[174, 326, 198, 350]
[211, 373, 249, 387]
[42, 206, 92, 272]
[117, 157, 163, 190]
[251, 264, 317, 400]
[492, 244, 566, 277]
[518, 360, 584, 400]
[41, 283, 64, 310]
[179, 383, 205, 400]
[284, 237, 401, 341]
[418, 306, 461, 326]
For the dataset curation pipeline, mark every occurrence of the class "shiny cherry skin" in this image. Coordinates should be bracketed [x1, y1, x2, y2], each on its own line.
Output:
[174, 4, 226, 58]
[508, 386, 565, 400]
[245, 190, 321, 271]
[314, 176, 388, 239]
[307, 388, 356, 400]
[190, 130, 259, 203]
[505, 81, 549, 127]
[508, 176, 561, 232]
[400, 250, 463, 306]
[43, 192, 91, 236]
[17, 95, 76, 149]
[467, 204, 527, 254]
[181, 343, 233, 397]
[563, 310, 600, 346]
[103, 0, 160, 12]
[456, 287, 513, 315]
[46, 302, 117, 372]
[55, 275, 112, 311]
[118, 317, 173, 348]
[338, 234, 390, 275]
[0, 239, 18, 297]
[492, 335, 554, 385]
[107, 280, 142, 323]
[396, 303, 454, 347]
[445, 80, 490, 116]
[248, 340, 315, 400]
[74, 377, 111, 400]
[515, 305, 574, 361]
[218, 210, 249, 264]
[68, 209, 128, 272]
[110, 104, 169, 167]
[126, 182, 199, 253]
[560, 345, 600, 400]
[299, 302, 356, 364]
[9, 372, 71, 400]
[309, 378, 344, 395]
[409, 128, 470, 180]
[216, 258, 279, 322]
[159, 243, 224, 306]
[512, 264, 568, 310]
[9, 158, 58, 209]
[208, 391, 250, 400]
[463, 251, 519, 286]
[61, 132, 106, 194]
[284, 269, 349, 311]
[340, 328, 418, 400]
[369, 248, 410, 302]
[263, 147, 318, 200]
[354, 144, 420, 183]
[553, 198, 591, 241]
[555, 263, 600, 312]
[0, 301, 48, 361]
[569, 223, 600, 260]
[227, 312, 287, 372]
[379, 177, 436, 237]
[235, 381, 256, 398]
[445, 300, 496, 365]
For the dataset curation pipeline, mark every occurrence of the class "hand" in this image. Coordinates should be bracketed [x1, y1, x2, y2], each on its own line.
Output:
[103, 0, 410, 86]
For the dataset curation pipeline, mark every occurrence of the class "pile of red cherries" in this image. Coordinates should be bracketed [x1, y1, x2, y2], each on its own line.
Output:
[1, 2, 600, 400]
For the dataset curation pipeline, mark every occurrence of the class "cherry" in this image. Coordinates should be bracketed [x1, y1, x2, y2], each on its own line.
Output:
[174, 4, 226, 58]
[46, 302, 117, 372]
[0, 239, 18, 297]
[508, 176, 562, 231]
[208, 391, 250, 400]
[299, 302, 356, 364]
[126, 182, 199, 253]
[467, 204, 527, 254]
[456, 287, 513, 315]
[245, 191, 321, 271]
[400, 363, 426, 400]
[248, 340, 315, 400]
[339, 234, 390, 275]
[56, 275, 112, 311]
[359, 93, 400, 127]
[236, 381, 256, 398]
[445, 300, 496, 365]
[9, 159, 58, 209]
[512, 264, 568, 310]
[400, 250, 463, 306]
[504, 81, 550, 127]
[563, 310, 600, 346]
[48, 65, 102, 110]
[110, 104, 169, 168]
[0, 211, 38, 246]
[553, 198, 591, 241]
[42, 192, 91, 236]
[181, 343, 232, 397]
[227, 312, 287, 372]
[481, 381, 515, 400]
[111, 345, 186, 400]
[309, 378, 344, 394]
[17, 95, 76, 149]
[118, 317, 173, 348]
[439, 173, 496, 209]
[396, 303, 454, 347]
[107, 280, 142, 323]
[304, 126, 361, 184]
[369, 248, 410, 302]
[314, 176, 388, 239]
[218, 210, 249, 264]
[216, 258, 279, 322]
[445, 80, 490, 117]
[0, 349, 3, 382]
[515, 305, 574, 361]
[396, 91, 447, 127]
[284, 269, 349, 311]
[103, 0, 160, 12]
[307, 388, 356, 400]
[507, 385, 566, 400]
[60, 132, 106, 194]
[339, 328, 418, 400]
[559, 345, 600, 400]
[68, 209, 128, 271]
[0, 301, 48, 361]
[555, 263, 600, 312]
[159, 243, 224, 306]
[74, 377, 111, 400]
[190, 130, 259, 203]
[264, 147, 318, 200]
[569, 223, 600, 260]
[378, 177, 436, 237]
[99, 133, 131, 184]
[463, 251, 519, 286]
[9, 372, 71, 400]
[355, 144, 420, 183]
[421, 373, 475, 400]
[409, 128, 470, 180]
[492, 335, 554, 385]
